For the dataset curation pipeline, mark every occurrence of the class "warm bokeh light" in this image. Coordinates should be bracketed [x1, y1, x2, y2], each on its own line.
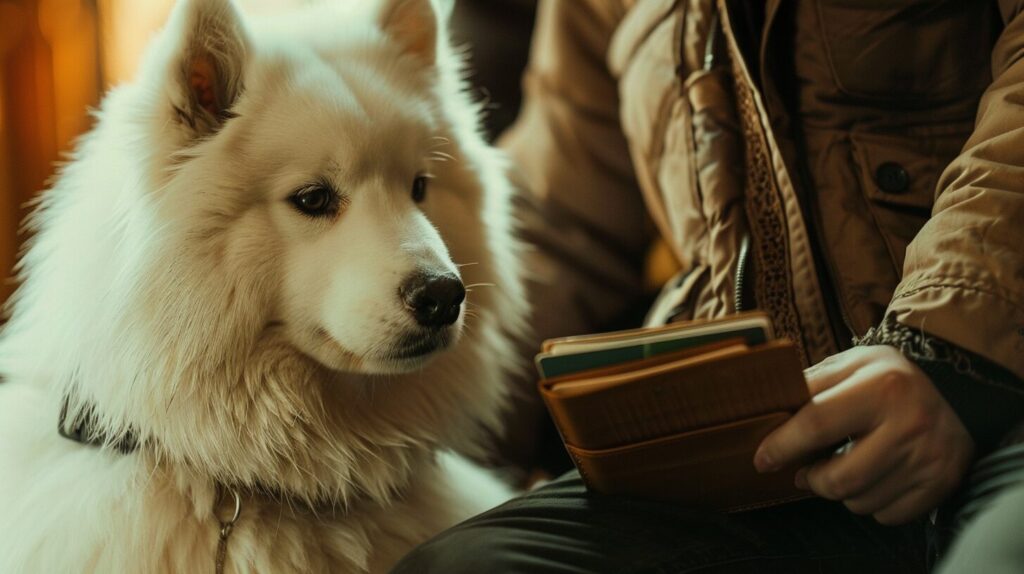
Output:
[97, 0, 174, 86]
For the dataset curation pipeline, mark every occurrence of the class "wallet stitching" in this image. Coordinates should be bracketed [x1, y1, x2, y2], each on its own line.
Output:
[566, 448, 594, 489]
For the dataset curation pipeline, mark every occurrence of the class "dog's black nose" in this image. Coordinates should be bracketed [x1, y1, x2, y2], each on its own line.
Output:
[400, 273, 465, 328]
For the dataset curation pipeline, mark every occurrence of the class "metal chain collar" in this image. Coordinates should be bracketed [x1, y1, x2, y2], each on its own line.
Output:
[214, 489, 242, 574]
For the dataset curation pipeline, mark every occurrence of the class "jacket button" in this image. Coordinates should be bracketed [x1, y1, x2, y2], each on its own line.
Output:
[875, 162, 910, 193]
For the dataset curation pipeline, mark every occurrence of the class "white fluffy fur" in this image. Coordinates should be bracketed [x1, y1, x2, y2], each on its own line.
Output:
[0, 0, 527, 571]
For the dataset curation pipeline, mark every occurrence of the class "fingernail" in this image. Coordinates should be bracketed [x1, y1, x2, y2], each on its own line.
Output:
[754, 447, 776, 473]
[794, 467, 809, 490]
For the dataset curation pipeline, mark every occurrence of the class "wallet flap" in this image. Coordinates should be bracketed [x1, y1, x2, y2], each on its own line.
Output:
[541, 340, 808, 450]
[566, 412, 812, 512]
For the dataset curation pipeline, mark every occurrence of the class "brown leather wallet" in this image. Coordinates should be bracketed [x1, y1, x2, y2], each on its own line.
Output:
[539, 338, 813, 512]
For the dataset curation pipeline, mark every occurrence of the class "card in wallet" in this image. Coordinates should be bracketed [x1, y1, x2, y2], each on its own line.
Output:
[536, 312, 772, 378]
[537, 312, 813, 512]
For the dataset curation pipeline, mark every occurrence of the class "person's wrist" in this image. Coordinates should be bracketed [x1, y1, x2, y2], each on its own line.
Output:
[855, 316, 1024, 455]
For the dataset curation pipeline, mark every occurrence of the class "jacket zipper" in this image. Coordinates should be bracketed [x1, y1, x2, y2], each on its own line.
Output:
[734, 233, 751, 312]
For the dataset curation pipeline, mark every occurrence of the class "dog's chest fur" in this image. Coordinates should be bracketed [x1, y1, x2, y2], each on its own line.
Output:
[0, 384, 501, 573]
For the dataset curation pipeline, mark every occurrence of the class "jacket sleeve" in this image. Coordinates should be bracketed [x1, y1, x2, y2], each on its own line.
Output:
[882, 2, 1024, 448]
[494, 0, 653, 471]
[857, 317, 1024, 454]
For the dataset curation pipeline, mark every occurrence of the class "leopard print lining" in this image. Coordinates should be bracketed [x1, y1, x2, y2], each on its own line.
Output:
[724, 32, 808, 363]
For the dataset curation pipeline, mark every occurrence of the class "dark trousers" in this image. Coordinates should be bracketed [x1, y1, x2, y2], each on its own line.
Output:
[392, 441, 1024, 573]
[392, 472, 927, 573]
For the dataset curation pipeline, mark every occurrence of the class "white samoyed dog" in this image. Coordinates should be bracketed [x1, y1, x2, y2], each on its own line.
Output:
[0, 0, 528, 571]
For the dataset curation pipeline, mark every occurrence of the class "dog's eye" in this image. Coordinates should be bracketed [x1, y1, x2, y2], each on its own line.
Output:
[411, 175, 428, 203]
[289, 184, 337, 217]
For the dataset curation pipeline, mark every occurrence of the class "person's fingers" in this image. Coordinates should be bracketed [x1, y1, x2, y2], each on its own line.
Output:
[803, 347, 873, 396]
[755, 368, 884, 472]
[801, 425, 908, 501]
[842, 462, 919, 517]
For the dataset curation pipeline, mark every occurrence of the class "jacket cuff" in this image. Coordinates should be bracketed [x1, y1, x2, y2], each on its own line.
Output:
[855, 316, 1024, 455]
[888, 280, 1024, 382]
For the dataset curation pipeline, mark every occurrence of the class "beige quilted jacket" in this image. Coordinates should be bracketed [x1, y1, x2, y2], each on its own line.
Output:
[500, 0, 1024, 466]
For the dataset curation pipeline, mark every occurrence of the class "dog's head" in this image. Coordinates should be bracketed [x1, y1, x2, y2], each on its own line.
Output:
[137, 0, 477, 376]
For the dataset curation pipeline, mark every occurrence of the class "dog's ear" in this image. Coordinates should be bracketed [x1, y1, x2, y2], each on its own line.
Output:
[164, 0, 249, 135]
[379, 0, 445, 66]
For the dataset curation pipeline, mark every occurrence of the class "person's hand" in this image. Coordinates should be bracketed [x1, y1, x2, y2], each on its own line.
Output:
[753, 345, 975, 525]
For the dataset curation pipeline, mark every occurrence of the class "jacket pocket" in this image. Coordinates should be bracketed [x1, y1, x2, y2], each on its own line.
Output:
[816, 0, 996, 104]
[849, 130, 967, 273]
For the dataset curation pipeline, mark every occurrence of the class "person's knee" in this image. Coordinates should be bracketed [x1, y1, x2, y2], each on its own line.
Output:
[938, 454, 1024, 574]
[391, 527, 510, 574]
[393, 473, 593, 573]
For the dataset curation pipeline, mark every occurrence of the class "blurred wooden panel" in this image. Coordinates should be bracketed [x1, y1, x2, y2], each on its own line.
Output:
[41, 0, 100, 145]
[0, 0, 101, 304]
[0, 2, 26, 304]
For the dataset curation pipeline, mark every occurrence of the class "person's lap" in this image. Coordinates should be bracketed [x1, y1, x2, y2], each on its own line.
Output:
[392, 472, 927, 574]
